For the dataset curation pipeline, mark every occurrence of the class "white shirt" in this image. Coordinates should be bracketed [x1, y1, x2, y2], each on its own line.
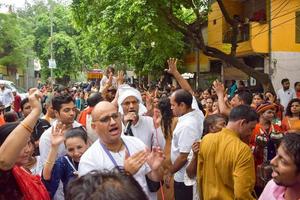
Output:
[125, 115, 165, 150]
[0, 88, 13, 108]
[79, 136, 156, 200]
[99, 75, 117, 93]
[39, 120, 82, 200]
[277, 88, 296, 111]
[171, 97, 204, 182]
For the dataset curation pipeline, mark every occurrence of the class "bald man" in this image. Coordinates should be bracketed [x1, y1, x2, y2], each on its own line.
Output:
[78, 101, 164, 200]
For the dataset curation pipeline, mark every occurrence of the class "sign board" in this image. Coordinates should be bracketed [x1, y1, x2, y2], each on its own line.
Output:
[48, 59, 56, 69]
[250, 77, 256, 86]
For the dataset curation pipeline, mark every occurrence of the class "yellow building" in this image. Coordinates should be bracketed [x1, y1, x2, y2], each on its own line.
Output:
[207, 0, 300, 91]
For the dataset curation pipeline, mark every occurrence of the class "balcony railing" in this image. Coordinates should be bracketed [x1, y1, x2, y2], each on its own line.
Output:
[223, 23, 250, 44]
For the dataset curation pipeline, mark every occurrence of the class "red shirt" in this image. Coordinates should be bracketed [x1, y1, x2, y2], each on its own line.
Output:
[13, 95, 21, 112]
[250, 123, 283, 168]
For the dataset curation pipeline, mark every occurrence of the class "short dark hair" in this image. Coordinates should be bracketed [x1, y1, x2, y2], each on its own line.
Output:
[52, 94, 74, 112]
[203, 114, 227, 135]
[0, 122, 19, 146]
[235, 90, 252, 105]
[281, 133, 300, 172]
[295, 82, 300, 87]
[66, 170, 148, 200]
[173, 89, 193, 108]
[87, 93, 102, 107]
[4, 112, 18, 122]
[65, 127, 88, 144]
[285, 98, 300, 118]
[20, 98, 29, 111]
[281, 78, 289, 85]
[229, 105, 259, 123]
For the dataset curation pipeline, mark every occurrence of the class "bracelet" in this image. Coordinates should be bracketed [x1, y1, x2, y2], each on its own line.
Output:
[45, 160, 55, 165]
[20, 121, 33, 133]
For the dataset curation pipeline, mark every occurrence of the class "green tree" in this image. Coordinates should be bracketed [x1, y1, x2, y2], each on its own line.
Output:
[72, 0, 186, 76]
[72, 0, 274, 91]
[0, 13, 34, 68]
[18, 0, 96, 84]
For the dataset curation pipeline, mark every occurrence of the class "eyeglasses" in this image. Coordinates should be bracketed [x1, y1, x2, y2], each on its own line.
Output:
[94, 112, 120, 123]
[122, 100, 138, 107]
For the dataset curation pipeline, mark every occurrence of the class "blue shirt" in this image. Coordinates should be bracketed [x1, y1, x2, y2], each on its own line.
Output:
[42, 155, 78, 198]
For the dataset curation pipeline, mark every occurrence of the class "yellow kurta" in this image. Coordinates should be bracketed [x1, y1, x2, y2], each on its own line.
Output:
[197, 128, 255, 200]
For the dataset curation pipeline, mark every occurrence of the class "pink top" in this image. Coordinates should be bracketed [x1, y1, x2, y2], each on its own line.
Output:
[259, 179, 286, 200]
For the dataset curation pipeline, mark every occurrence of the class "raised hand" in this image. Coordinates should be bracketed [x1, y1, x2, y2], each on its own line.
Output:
[124, 149, 148, 175]
[167, 58, 178, 75]
[147, 146, 165, 171]
[50, 122, 66, 147]
[28, 88, 43, 115]
[213, 80, 225, 96]
[116, 71, 125, 86]
[153, 108, 162, 129]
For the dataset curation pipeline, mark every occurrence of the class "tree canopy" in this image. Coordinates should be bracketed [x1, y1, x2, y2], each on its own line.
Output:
[72, 0, 274, 91]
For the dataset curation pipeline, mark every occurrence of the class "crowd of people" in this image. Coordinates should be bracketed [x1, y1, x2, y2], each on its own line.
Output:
[0, 58, 299, 200]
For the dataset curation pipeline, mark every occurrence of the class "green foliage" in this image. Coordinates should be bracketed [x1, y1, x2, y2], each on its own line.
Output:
[71, 0, 193, 76]
[0, 13, 34, 68]
[16, 0, 99, 83]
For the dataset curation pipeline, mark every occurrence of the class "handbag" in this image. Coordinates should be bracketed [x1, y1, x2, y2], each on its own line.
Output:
[12, 165, 50, 200]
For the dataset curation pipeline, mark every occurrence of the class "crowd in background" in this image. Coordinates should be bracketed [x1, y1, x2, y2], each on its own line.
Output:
[0, 58, 300, 200]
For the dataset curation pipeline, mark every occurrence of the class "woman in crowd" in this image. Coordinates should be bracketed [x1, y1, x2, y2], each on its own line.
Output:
[42, 126, 89, 198]
[22, 138, 42, 175]
[157, 96, 177, 200]
[204, 97, 214, 117]
[0, 89, 50, 200]
[264, 91, 284, 124]
[251, 93, 264, 108]
[282, 98, 300, 133]
[200, 89, 211, 107]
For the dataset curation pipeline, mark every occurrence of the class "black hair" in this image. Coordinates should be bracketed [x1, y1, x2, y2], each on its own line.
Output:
[235, 90, 252, 105]
[281, 133, 300, 172]
[4, 112, 18, 122]
[20, 98, 29, 111]
[173, 89, 193, 108]
[66, 170, 148, 200]
[285, 98, 300, 118]
[158, 96, 173, 139]
[65, 127, 88, 144]
[87, 93, 103, 107]
[295, 82, 300, 88]
[203, 114, 227, 135]
[281, 78, 289, 85]
[253, 93, 264, 100]
[52, 94, 74, 112]
[0, 122, 19, 146]
[229, 105, 259, 123]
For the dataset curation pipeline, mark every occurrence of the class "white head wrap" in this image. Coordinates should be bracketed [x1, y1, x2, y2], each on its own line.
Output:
[117, 84, 147, 115]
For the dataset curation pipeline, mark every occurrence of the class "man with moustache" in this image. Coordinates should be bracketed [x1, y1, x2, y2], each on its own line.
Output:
[118, 85, 165, 150]
[78, 101, 165, 200]
[259, 133, 300, 200]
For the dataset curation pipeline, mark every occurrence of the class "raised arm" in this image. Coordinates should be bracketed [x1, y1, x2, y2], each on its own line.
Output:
[42, 124, 66, 180]
[167, 58, 194, 95]
[213, 80, 231, 116]
[0, 89, 42, 170]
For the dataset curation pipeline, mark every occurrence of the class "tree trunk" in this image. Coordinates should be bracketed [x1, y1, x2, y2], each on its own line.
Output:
[202, 46, 275, 93]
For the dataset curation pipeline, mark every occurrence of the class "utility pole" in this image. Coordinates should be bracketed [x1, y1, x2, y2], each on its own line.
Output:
[49, 0, 54, 85]
[268, 0, 272, 77]
[195, 48, 200, 90]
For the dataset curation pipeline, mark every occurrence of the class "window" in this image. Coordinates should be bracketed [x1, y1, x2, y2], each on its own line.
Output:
[296, 11, 300, 43]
